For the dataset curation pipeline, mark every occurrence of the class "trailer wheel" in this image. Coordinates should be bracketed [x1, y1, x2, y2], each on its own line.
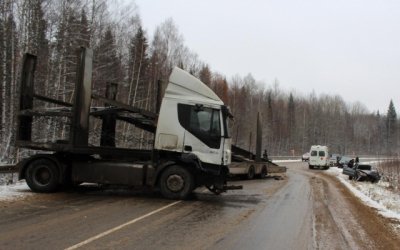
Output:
[25, 159, 59, 193]
[159, 165, 194, 200]
[247, 166, 255, 180]
[260, 166, 267, 179]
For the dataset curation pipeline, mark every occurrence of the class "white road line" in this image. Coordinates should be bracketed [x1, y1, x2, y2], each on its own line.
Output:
[65, 201, 182, 250]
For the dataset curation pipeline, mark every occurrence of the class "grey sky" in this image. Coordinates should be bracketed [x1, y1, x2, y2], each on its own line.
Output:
[135, 0, 400, 114]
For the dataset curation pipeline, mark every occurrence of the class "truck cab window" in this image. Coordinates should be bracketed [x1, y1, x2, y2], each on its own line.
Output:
[178, 104, 221, 148]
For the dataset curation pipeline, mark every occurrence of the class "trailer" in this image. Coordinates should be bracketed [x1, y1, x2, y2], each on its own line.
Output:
[16, 48, 241, 199]
[229, 146, 286, 179]
[229, 113, 287, 179]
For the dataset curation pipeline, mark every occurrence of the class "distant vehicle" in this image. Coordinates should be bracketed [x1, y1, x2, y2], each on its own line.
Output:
[342, 164, 381, 183]
[337, 156, 353, 168]
[302, 152, 310, 162]
[309, 145, 329, 170]
[329, 154, 341, 166]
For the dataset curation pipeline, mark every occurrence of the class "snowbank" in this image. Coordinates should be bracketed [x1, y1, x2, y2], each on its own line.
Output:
[272, 159, 302, 163]
[0, 180, 32, 201]
[326, 166, 400, 224]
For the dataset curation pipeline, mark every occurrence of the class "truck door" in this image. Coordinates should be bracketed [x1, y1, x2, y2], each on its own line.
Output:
[178, 104, 224, 166]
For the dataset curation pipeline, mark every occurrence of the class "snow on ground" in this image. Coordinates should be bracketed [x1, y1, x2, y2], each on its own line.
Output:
[326, 166, 400, 226]
[0, 180, 32, 201]
[272, 159, 301, 163]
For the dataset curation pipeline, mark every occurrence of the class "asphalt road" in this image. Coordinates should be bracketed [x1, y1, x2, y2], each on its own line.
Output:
[0, 162, 399, 250]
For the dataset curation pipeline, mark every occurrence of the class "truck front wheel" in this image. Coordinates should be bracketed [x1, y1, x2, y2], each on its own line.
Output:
[25, 159, 60, 193]
[159, 165, 195, 200]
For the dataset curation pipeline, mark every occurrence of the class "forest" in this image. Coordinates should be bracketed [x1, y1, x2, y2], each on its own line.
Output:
[0, 0, 399, 163]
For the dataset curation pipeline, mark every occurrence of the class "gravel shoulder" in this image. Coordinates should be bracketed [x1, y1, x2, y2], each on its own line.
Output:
[292, 163, 400, 250]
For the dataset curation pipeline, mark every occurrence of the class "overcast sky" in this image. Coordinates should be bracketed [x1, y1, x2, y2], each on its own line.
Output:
[135, 0, 400, 114]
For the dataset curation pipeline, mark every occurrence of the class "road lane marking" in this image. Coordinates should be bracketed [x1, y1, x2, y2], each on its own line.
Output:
[65, 201, 182, 250]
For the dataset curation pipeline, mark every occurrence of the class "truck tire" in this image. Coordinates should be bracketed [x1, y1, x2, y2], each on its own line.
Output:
[25, 159, 60, 193]
[159, 165, 195, 200]
[247, 165, 255, 180]
[260, 166, 267, 179]
[309, 165, 313, 169]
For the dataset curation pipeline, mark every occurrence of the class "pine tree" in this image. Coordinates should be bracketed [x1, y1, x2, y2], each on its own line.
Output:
[266, 91, 274, 144]
[287, 93, 295, 147]
[386, 100, 397, 155]
[79, 9, 90, 48]
[95, 27, 122, 94]
[127, 26, 148, 107]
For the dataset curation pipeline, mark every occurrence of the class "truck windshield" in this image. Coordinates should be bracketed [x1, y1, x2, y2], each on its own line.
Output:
[192, 108, 221, 136]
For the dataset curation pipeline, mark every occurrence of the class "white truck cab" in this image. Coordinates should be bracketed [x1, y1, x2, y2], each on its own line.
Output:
[155, 67, 231, 168]
[308, 145, 329, 170]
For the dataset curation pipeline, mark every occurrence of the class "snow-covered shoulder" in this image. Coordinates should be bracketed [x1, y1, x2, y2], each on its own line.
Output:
[0, 180, 32, 201]
[326, 167, 400, 223]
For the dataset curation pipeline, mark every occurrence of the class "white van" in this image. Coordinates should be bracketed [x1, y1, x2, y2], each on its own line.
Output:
[309, 145, 329, 170]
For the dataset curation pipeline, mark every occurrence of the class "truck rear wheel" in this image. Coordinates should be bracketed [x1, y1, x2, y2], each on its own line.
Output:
[25, 159, 60, 193]
[159, 165, 194, 200]
[247, 166, 255, 180]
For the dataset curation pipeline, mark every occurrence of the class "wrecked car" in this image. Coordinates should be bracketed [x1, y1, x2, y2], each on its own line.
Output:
[337, 156, 353, 168]
[342, 164, 381, 183]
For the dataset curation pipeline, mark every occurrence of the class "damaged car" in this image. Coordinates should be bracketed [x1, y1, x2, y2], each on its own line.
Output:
[337, 156, 353, 168]
[342, 164, 381, 183]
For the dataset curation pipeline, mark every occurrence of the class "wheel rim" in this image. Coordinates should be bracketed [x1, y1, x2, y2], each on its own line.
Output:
[166, 174, 185, 192]
[33, 166, 52, 186]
